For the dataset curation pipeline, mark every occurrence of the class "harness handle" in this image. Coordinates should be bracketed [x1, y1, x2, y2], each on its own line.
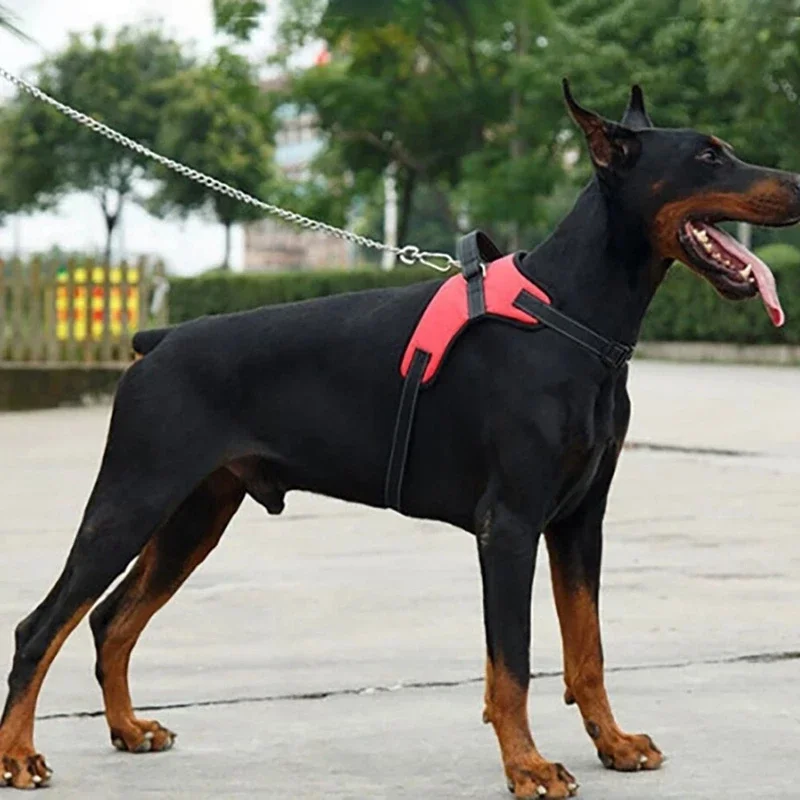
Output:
[456, 231, 504, 280]
[457, 231, 504, 319]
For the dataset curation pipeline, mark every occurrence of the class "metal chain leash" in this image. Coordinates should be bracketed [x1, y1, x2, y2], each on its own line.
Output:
[0, 65, 460, 273]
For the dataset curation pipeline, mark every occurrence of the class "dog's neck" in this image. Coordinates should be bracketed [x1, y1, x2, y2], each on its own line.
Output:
[519, 178, 669, 345]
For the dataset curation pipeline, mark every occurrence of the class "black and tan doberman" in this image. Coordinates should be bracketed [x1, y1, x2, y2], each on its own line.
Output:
[2, 82, 799, 798]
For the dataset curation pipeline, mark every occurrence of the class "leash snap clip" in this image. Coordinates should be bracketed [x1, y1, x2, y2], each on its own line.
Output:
[397, 245, 460, 273]
[417, 251, 460, 273]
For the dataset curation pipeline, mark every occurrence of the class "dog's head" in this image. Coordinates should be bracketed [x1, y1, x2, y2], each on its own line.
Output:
[563, 80, 800, 326]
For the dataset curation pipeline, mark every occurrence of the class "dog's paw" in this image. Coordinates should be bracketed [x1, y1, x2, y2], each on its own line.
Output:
[597, 732, 663, 772]
[110, 719, 176, 754]
[2, 751, 52, 789]
[506, 759, 579, 799]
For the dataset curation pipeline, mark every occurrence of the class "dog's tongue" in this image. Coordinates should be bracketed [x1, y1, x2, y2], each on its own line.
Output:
[706, 225, 785, 327]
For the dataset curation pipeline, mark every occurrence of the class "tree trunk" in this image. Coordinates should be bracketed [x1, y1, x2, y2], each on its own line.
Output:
[382, 162, 399, 271]
[100, 191, 124, 265]
[397, 170, 417, 248]
[222, 222, 232, 270]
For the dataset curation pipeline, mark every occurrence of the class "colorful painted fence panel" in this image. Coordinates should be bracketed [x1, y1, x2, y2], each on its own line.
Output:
[0, 257, 167, 363]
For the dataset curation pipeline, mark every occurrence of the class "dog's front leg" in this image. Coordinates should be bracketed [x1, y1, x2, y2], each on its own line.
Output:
[478, 503, 577, 800]
[545, 449, 664, 773]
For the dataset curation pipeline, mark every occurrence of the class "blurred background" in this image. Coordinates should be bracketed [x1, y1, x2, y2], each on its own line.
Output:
[2, 0, 800, 398]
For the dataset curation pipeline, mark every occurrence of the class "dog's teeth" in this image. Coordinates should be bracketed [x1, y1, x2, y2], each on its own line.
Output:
[723, 258, 731, 266]
[741, 264, 753, 279]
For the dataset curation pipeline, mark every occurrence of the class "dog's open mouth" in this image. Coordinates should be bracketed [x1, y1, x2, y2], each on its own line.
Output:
[678, 220, 784, 327]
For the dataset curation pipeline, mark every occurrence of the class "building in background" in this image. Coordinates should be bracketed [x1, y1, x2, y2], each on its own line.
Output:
[244, 51, 355, 272]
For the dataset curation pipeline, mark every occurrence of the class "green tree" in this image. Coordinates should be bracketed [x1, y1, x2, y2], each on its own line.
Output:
[701, 0, 800, 168]
[213, 0, 267, 40]
[277, 0, 563, 250]
[149, 48, 276, 270]
[0, 24, 191, 263]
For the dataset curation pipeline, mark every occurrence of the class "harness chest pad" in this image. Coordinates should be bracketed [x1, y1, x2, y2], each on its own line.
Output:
[400, 254, 552, 385]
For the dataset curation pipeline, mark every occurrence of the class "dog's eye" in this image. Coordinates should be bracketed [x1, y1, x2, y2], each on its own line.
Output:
[697, 148, 724, 165]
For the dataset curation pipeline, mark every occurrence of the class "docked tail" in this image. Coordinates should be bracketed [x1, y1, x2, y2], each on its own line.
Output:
[132, 327, 172, 357]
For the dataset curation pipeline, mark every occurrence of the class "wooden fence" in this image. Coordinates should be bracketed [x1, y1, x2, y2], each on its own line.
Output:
[0, 257, 169, 364]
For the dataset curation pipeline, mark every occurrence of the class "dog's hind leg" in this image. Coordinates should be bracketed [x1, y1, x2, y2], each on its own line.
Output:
[545, 448, 664, 773]
[0, 371, 230, 789]
[89, 468, 245, 754]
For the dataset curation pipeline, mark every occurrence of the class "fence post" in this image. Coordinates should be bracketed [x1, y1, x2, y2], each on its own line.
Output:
[0, 258, 5, 361]
[137, 256, 149, 335]
[11, 257, 24, 361]
[29, 256, 42, 361]
[82, 258, 95, 364]
[66, 257, 76, 363]
[153, 259, 169, 327]
[43, 259, 58, 362]
[100, 258, 113, 363]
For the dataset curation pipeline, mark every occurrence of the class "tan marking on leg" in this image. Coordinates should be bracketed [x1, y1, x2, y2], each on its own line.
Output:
[99, 478, 242, 752]
[0, 601, 92, 787]
[484, 657, 577, 798]
[547, 539, 663, 772]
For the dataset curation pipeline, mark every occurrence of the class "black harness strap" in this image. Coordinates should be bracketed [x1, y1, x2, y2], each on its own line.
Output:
[458, 230, 503, 319]
[384, 349, 431, 511]
[513, 291, 634, 369]
[384, 231, 634, 512]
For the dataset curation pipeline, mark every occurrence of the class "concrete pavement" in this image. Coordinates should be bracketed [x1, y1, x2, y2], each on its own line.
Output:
[0, 360, 798, 798]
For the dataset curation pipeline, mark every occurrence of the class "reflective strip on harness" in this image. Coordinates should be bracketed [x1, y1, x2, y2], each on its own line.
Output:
[399, 255, 551, 385]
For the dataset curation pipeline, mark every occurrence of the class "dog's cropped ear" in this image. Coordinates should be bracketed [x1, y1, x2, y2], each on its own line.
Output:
[620, 84, 653, 130]
[562, 78, 641, 174]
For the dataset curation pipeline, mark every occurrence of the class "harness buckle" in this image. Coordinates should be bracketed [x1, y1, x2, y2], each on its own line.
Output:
[604, 342, 634, 369]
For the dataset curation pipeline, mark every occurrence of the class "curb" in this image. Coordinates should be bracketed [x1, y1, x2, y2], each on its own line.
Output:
[635, 342, 800, 367]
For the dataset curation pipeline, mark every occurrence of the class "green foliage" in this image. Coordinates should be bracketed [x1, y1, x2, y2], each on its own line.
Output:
[213, 0, 267, 41]
[753, 243, 800, 273]
[168, 267, 436, 322]
[169, 261, 800, 346]
[148, 47, 277, 268]
[0, 25, 192, 261]
[549, 0, 720, 129]
[280, 0, 558, 248]
[642, 263, 800, 344]
[701, 0, 800, 167]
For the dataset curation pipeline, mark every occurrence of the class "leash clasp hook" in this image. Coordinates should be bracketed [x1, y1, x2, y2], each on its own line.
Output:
[397, 245, 459, 273]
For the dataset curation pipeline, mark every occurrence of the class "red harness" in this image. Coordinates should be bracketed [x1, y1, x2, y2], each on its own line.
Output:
[400, 254, 551, 384]
[385, 232, 634, 512]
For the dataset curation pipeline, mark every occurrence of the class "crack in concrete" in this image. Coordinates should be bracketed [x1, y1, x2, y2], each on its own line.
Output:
[36, 649, 800, 723]
[625, 440, 757, 458]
